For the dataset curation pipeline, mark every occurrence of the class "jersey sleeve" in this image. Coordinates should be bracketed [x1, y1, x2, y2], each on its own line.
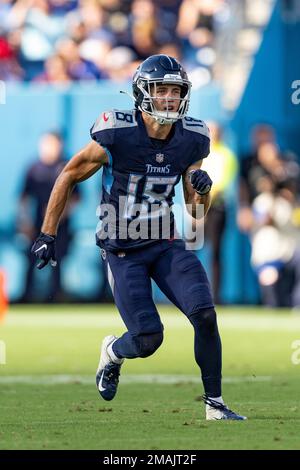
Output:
[197, 130, 210, 159]
[194, 121, 210, 162]
[182, 117, 210, 164]
[90, 110, 116, 150]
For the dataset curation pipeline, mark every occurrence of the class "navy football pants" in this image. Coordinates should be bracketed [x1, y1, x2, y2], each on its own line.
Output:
[102, 239, 222, 397]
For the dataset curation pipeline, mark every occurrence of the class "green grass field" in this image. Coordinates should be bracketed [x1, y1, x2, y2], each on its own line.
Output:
[1, 305, 300, 450]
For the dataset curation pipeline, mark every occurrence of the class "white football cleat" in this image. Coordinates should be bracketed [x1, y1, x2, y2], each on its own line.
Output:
[96, 335, 124, 401]
[203, 396, 247, 421]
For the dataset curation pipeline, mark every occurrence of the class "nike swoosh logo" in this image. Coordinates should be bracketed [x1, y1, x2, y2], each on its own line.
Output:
[34, 244, 47, 253]
[98, 370, 106, 392]
[103, 113, 109, 122]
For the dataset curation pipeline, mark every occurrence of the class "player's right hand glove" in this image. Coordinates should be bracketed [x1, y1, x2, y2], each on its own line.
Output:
[31, 232, 57, 269]
[189, 169, 213, 195]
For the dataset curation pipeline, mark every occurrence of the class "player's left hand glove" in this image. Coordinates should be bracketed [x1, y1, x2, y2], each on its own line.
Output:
[189, 169, 213, 195]
[31, 232, 57, 269]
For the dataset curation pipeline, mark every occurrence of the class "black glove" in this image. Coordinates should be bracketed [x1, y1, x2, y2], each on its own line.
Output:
[189, 169, 213, 195]
[31, 233, 57, 269]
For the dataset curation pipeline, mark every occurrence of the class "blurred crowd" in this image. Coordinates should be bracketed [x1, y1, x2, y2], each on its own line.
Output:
[190, 122, 300, 308]
[0, 0, 230, 86]
[238, 125, 300, 308]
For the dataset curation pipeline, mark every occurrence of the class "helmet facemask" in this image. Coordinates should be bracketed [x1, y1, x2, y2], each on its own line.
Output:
[136, 77, 191, 124]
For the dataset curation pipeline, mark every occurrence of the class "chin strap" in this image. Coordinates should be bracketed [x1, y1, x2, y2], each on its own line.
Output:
[155, 116, 178, 125]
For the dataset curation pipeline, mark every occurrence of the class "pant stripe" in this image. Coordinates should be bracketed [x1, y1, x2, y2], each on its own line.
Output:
[107, 260, 115, 296]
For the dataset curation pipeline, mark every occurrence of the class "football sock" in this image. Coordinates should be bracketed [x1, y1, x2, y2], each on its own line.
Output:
[189, 307, 222, 397]
[107, 340, 124, 364]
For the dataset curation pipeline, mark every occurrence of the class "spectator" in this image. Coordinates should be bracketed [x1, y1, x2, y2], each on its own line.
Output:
[103, 45, 137, 81]
[18, 131, 80, 302]
[55, 38, 102, 80]
[65, 0, 107, 39]
[176, 0, 222, 64]
[238, 123, 300, 307]
[238, 124, 299, 232]
[34, 53, 72, 82]
[251, 177, 300, 308]
[0, 35, 24, 80]
[129, 0, 159, 60]
[201, 122, 238, 303]
[79, 36, 112, 75]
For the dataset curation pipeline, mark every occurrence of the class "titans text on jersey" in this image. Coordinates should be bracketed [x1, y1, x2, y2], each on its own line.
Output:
[90, 108, 210, 252]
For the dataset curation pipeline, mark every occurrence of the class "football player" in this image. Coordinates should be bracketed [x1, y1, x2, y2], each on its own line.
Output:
[32, 55, 246, 420]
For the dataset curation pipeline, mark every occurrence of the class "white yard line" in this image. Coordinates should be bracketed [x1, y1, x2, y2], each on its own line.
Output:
[0, 374, 272, 385]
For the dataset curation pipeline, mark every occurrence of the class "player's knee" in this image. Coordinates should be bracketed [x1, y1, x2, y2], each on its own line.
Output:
[134, 331, 163, 358]
[189, 307, 217, 334]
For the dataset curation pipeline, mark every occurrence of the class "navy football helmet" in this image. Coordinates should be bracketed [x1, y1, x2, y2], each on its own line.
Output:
[132, 55, 191, 124]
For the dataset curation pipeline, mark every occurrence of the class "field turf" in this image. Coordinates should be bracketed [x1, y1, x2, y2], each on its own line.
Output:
[0, 305, 300, 450]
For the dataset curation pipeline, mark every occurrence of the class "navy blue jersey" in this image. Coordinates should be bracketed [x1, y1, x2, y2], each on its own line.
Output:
[90, 109, 210, 252]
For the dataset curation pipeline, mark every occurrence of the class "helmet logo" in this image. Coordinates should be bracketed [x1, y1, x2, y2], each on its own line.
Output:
[155, 153, 164, 163]
[163, 74, 182, 81]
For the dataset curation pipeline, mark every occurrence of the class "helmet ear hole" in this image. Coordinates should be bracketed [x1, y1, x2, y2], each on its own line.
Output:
[180, 84, 188, 99]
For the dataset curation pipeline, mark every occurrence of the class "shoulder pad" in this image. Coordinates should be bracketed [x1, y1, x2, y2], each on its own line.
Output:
[182, 117, 210, 138]
[92, 109, 137, 133]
